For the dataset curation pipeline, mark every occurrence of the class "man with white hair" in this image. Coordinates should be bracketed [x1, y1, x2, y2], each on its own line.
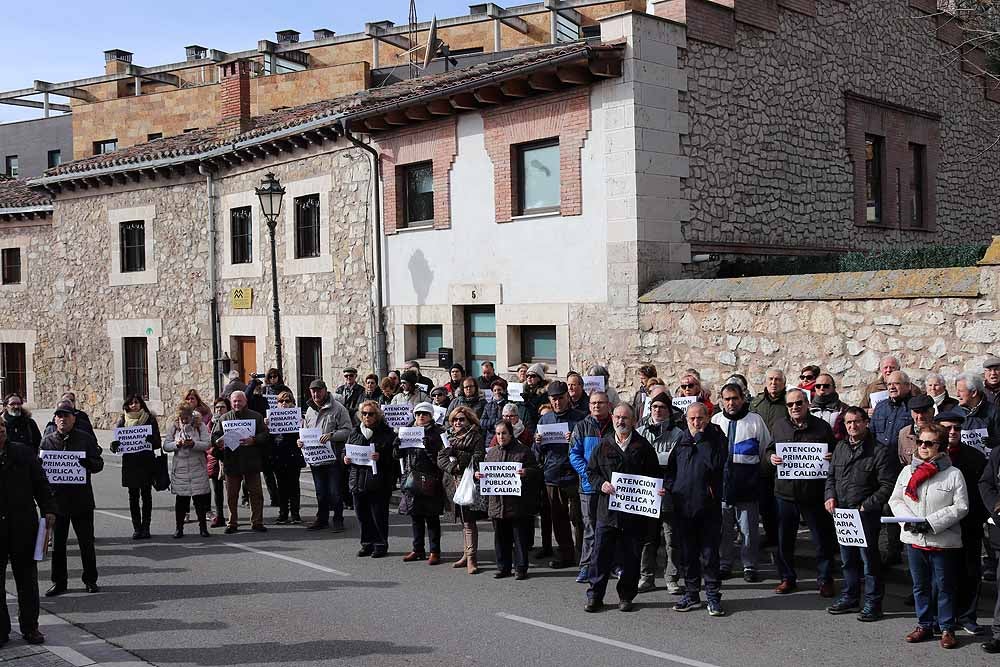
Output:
[870, 370, 912, 566]
[956, 372, 1000, 456]
[860, 356, 900, 412]
[211, 390, 268, 534]
[925, 373, 959, 415]
[983, 356, 1000, 407]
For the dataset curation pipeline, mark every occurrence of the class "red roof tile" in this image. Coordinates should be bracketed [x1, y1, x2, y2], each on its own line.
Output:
[0, 177, 52, 210]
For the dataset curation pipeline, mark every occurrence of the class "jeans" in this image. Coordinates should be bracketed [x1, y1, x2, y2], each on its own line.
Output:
[127, 484, 153, 532]
[546, 486, 582, 562]
[494, 517, 533, 573]
[51, 512, 98, 586]
[355, 492, 390, 549]
[720, 500, 760, 572]
[226, 473, 263, 528]
[0, 549, 40, 635]
[640, 516, 679, 582]
[587, 523, 643, 603]
[776, 498, 836, 584]
[411, 515, 441, 554]
[673, 511, 722, 601]
[908, 546, 958, 631]
[274, 467, 301, 519]
[839, 511, 883, 606]
[578, 493, 597, 569]
[311, 464, 344, 525]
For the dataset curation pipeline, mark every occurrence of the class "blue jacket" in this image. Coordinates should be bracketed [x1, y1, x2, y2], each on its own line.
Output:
[569, 415, 612, 494]
[871, 395, 913, 451]
[711, 409, 771, 504]
[961, 398, 1000, 455]
[534, 407, 586, 486]
[664, 424, 726, 519]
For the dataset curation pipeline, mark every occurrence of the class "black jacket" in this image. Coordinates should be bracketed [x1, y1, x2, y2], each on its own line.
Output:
[111, 415, 162, 489]
[485, 441, 541, 520]
[39, 428, 104, 515]
[43, 409, 95, 438]
[534, 407, 587, 487]
[211, 408, 268, 475]
[394, 423, 446, 517]
[2, 411, 41, 450]
[586, 430, 661, 530]
[824, 432, 894, 513]
[336, 383, 365, 426]
[0, 443, 55, 558]
[767, 415, 836, 505]
[270, 432, 306, 470]
[951, 444, 987, 529]
[979, 445, 1000, 540]
[342, 423, 397, 496]
[664, 424, 726, 519]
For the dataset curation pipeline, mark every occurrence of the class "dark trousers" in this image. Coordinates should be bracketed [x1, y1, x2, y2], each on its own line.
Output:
[51, 512, 97, 587]
[776, 498, 836, 585]
[274, 467, 301, 519]
[311, 464, 344, 525]
[411, 515, 441, 554]
[1, 549, 40, 635]
[587, 522, 643, 603]
[175, 494, 210, 525]
[673, 511, 722, 601]
[956, 527, 982, 626]
[546, 486, 582, 562]
[127, 484, 153, 532]
[494, 517, 533, 573]
[758, 476, 778, 545]
[908, 546, 958, 632]
[355, 492, 390, 549]
[261, 462, 279, 505]
[211, 477, 225, 517]
[535, 485, 552, 551]
[839, 511, 883, 606]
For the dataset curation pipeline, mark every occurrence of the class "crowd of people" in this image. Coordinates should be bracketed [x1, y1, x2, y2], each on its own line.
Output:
[4, 355, 1000, 655]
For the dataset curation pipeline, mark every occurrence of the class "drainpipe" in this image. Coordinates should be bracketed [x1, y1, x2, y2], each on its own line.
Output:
[200, 164, 222, 397]
[339, 125, 388, 378]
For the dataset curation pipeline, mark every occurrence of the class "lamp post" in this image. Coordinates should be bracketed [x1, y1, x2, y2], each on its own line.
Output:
[255, 172, 286, 377]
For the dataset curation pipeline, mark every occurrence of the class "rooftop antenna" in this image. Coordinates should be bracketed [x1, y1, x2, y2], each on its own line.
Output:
[408, 0, 419, 79]
[422, 16, 458, 72]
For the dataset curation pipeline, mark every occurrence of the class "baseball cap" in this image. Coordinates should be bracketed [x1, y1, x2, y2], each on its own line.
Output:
[54, 400, 75, 415]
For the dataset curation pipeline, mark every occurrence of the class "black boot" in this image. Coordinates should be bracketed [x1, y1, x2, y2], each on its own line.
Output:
[198, 516, 210, 538]
[173, 508, 185, 539]
[141, 494, 153, 539]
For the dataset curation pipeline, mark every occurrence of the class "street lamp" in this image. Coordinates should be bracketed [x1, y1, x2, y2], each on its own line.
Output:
[255, 172, 286, 377]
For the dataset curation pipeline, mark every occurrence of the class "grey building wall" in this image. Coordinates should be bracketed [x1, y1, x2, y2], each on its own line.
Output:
[0, 115, 73, 179]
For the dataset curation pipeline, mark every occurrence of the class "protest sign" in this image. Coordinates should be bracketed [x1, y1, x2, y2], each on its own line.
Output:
[383, 404, 414, 428]
[507, 382, 524, 402]
[536, 422, 569, 445]
[962, 428, 990, 455]
[265, 394, 279, 411]
[416, 383, 430, 395]
[433, 405, 447, 425]
[775, 442, 829, 479]
[34, 518, 47, 561]
[267, 407, 301, 435]
[346, 443, 375, 468]
[440, 433, 449, 448]
[608, 473, 662, 518]
[299, 427, 336, 466]
[479, 462, 522, 496]
[869, 390, 890, 408]
[114, 425, 153, 455]
[583, 375, 606, 395]
[833, 508, 868, 547]
[484, 388, 495, 403]
[398, 426, 425, 449]
[222, 419, 255, 450]
[40, 450, 86, 485]
[672, 396, 697, 411]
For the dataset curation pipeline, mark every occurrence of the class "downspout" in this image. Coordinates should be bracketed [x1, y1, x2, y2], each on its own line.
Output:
[200, 164, 222, 397]
[339, 125, 388, 378]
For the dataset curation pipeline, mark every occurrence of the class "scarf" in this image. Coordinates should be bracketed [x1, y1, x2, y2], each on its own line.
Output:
[124, 409, 149, 427]
[360, 425, 373, 440]
[905, 454, 945, 501]
[931, 392, 947, 407]
[811, 391, 841, 409]
[511, 419, 525, 439]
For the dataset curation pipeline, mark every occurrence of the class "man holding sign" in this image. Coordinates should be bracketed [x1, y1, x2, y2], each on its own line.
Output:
[824, 407, 895, 621]
[957, 372, 1000, 456]
[583, 404, 662, 614]
[211, 391, 268, 534]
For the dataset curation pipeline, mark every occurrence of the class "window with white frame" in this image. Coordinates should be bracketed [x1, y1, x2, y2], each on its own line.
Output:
[109, 206, 157, 286]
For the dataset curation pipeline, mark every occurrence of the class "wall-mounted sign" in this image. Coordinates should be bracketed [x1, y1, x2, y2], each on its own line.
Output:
[231, 288, 253, 309]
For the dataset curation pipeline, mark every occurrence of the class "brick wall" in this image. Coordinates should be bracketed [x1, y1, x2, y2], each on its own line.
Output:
[481, 88, 591, 223]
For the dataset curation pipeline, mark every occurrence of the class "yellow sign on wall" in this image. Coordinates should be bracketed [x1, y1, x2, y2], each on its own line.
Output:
[231, 288, 253, 309]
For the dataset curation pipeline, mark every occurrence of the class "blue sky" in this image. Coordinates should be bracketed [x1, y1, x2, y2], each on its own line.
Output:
[0, 0, 475, 123]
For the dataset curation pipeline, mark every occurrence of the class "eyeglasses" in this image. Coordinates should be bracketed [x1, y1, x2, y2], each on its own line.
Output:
[679, 384, 694, 390]
[786, 400, 806, 407]
[814, 383, 832, 389]
[941, 424, 961, 431]
[917, 439, 944, 447]
[589, 400, 608, 406]
[278, 399, 294, 405]
[451, 417, 467, 423]
[799, 375, 815, 381]
[360, 411, 377, 416]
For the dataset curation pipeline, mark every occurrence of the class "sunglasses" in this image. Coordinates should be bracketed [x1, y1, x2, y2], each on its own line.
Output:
[917, 439, 944, 447]
[451, 417, 467, 423]
[814, 383, 832, 389]
[941, 424, 961, 431]
[360, 411, 377, 416]
[799, 375, 815, 381]
[278, 399, 294, 405]
[679, 384, 694, 390]
[786, 400, 805, 407]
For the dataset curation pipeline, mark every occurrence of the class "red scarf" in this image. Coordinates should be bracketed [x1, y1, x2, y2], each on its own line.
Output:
[905, 459, 941, 501]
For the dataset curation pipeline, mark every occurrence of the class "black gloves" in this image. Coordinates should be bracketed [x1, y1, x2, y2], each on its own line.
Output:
[903, 521, 932, 534]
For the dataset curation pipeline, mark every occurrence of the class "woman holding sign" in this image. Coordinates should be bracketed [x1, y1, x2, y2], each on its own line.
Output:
[395, 402, 446, 565]
[109, 395, 162, 540]
[889, 424, 969, 649]
[163, 404, 212, 538]
[438, 406, 487, 574]
[342, 400, 396, 558]
[269, 391, 305, 524]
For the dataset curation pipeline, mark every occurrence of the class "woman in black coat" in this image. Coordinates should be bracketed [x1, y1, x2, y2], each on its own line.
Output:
[2, 393, 41, 450]
[268, 390, 305, 524]
[341, 400, 397, 558]
[109, 395, 162, 539]
[395, 402, 446, 564]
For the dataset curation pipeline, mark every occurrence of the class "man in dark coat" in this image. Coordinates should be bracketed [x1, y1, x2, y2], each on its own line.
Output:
[2, 394, 41, 450]
[1, 419, 55, 646]
[584, 404, 662, 613]
[40, 400, 103, 597]
[211, 390, 268, 534]
[42, 392, 95, 438]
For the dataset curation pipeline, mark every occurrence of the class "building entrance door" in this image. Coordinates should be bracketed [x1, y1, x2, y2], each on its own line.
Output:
[464, 306, 496, 373]
[235, 336, 257, 385]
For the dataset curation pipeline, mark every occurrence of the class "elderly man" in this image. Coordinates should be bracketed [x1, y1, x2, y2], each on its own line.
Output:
[810, 374, 848, 441]
[211, 390, 268, 534]
[860, 356, 901, 412]
[41, 400, 103, 596]
[957, 372, 1000, 456]
[925, 373, 959, 415]
[477, 361, 505, 393]
[1, 419, 55, 645]
[302, 379, 353, 532]
[896, 395, 937, 466]
[870, 370, 913, 566]
[566, 372, 589, 413]
[404, 361, 434, 394]
[569, 391, 614, 583]
[583, 404, 662, 613]
[335, 367, 365, 426]
[984, 356, 1000, 406]
[751, 368, 788, 547]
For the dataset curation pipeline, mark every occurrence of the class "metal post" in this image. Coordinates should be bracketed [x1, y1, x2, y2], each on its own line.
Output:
[266, 220, 283, 376]
[493, 19, 501, 52]
[43, 93, 49, 118]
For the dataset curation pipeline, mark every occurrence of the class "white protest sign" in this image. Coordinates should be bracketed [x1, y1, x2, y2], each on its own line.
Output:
[265, 394, 279, 411]
[299, 427, 336, 466]
[484, 388, 495, 403]
[775, 442, 829, 479]
[222, 419, 255, 450]
[672, 396, 697, 411]
[398, 426, 425, 449]
[869, 390, 890, 408]
[608, 473, 662, 518]
[383, 404, 414, 428]
[440, 433, 449, 448]
[34, 517, 47, 561]
[346, 443, 375, 468]
[479, 462, 523, 495]
[583, 375, 606, 395]
[962, 428, 990, 455]
[433, 405, 447, 425]
[40, 450, 87, 485]
[507, 382, 524, 402]
[833, 508, 868, 547]
[537, 422, 569, 445]
[416, 383, 430, 395]
[266, 407, 301, 435]
[114, 425, 153, 455]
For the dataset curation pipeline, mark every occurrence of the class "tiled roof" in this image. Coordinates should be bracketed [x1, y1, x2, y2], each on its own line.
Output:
[0, 177, 52, 210]
[43, 41, 620, 179]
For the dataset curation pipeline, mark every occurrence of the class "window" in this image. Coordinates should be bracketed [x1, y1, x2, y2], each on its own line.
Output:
[521, 326, 557, 364]
[0, 343, 26, 400]
[517, 139, 560, 214]
[1, 249, 21, 285]
[465, 307, 496, 369]
[4, 156, 18, 178]
[147, 133, 162, 141]
[119, 221, 146, 273]
[297, 337, 322, 401]
[294, 194, 321, 258]
[93, 139, 118, 155]
[47, 150, 61, 169]
[416, 325, 443, 359]
[864, 135, 883, 224]
[909, 143, 927, 228]
[123, 337, 149, 399]
[183, 128, 197, 133]
[230, 206, 252, 264]
[402, 162, 434, 226]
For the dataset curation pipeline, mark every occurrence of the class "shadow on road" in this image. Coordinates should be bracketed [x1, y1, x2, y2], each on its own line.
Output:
[137, 639, 434, 665]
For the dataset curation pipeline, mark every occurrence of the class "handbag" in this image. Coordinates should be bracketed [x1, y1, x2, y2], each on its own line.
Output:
[453, 466, 476, 507]
[152, 451, 170, 491]
[402, 470, 440, 497]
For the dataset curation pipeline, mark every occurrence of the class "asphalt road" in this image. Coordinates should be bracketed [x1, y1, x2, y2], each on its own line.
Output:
[23, 439, 998, 667]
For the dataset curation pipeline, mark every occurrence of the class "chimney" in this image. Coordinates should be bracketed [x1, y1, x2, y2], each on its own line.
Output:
[275, 30, 300, 44]
[104, 49, 133, 75]
[219, 60, 252, 136]
[313, 28, 335, 40]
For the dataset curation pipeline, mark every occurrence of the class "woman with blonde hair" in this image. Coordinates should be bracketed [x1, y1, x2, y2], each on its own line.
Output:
[438, 405, 487, 574]
[342, 400, 396, 557]
[164, 403, 212, 538]
[269, 390, 305, 524]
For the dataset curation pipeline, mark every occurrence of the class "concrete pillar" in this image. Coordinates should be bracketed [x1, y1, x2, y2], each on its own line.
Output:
[372, 38, 380, 68]
[493, 18, 502, 52]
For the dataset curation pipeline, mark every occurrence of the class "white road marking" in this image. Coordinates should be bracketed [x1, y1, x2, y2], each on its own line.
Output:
[497, 613, 723, 667]
[45, 645, 96, 666]
[95, 510, 134, 521]
[224, 541, 350, 576]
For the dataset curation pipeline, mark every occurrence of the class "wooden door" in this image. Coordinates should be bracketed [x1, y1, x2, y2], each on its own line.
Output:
[236, 337, 257, 385]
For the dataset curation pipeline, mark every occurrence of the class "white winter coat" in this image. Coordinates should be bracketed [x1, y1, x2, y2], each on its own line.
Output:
[888, 458, 968, 550]
[163, 421, 211, 497]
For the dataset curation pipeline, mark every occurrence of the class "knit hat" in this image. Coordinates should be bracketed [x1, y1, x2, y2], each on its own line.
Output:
[527, 363, 546, 378]
[400, 370, 420, 387]
[413, 402, 435, 415]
